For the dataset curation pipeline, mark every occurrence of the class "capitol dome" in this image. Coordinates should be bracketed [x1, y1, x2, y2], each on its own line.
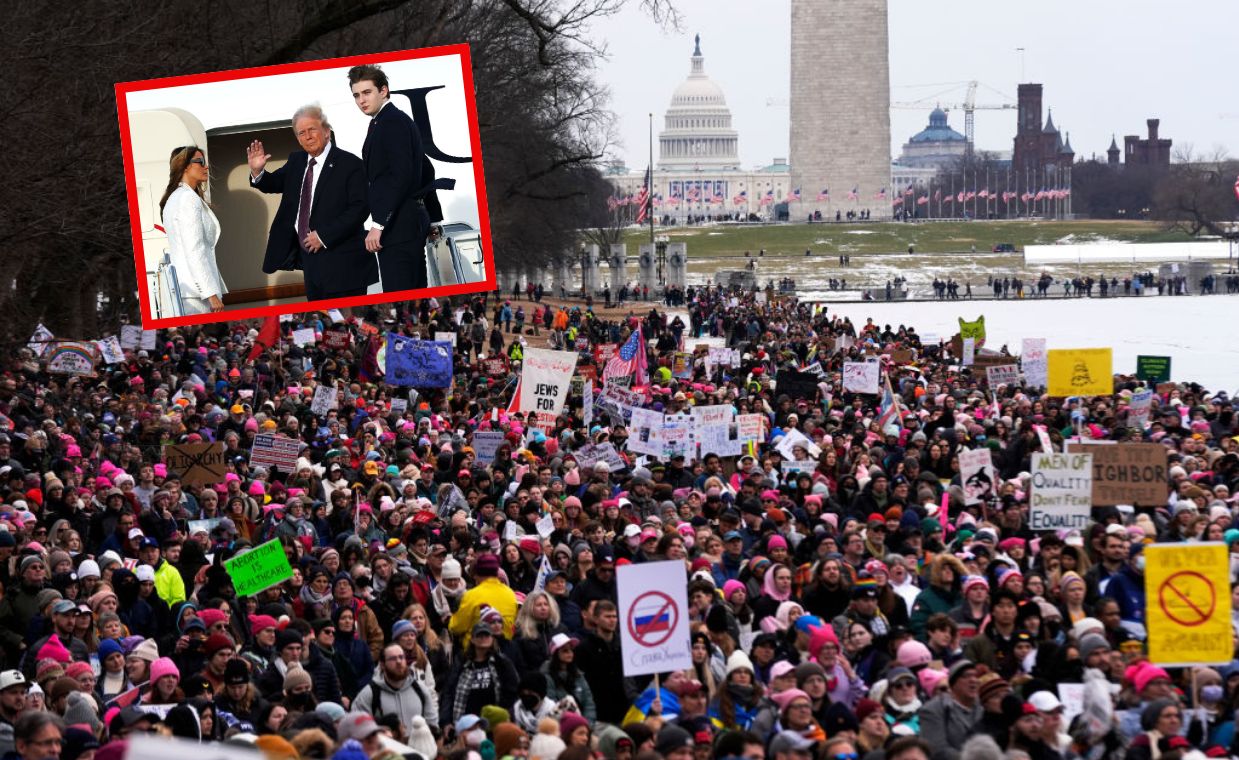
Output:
[658, 35, 740, 171]
[897, 106, 967, 170]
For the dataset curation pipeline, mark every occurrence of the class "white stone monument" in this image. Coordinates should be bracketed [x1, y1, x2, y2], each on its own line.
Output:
[789, 0, 891, 220]
[666, 243, 688, 289]
[581, 244, 600, 295]
[637, 244, 657, 292]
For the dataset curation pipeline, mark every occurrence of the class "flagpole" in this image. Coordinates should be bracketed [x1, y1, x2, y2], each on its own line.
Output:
[648, 113, 655, 260]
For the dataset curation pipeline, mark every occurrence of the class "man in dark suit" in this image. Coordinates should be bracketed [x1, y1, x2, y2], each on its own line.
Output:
[349, 63, 437, 293]
[246, 105, 378, 302]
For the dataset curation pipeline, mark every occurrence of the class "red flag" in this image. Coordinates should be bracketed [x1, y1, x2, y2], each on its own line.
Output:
[248, 316, 280, 362]
[1233, 175, 1239, 203]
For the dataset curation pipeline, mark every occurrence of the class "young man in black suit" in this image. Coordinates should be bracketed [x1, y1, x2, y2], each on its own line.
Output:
[349, 63, 433, 293]
[246, 105, 378, 302]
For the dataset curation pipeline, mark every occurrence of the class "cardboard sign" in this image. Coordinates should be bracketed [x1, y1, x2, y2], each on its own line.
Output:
[224, 538, 294, 598]
[737, 414, 766, 443]
[322, 330, 350, 350]
[472, 431, 506, 466]
[1065, 442, 1167, 507]
[46, 342, 100, 376]
[985, 364, 1020, 388]
[841, 362, 880, 394]
[617, 561, 692, 676]
[1136, 355, 1172, 384]
[1021, 338, 1048, 387]
[119, 325, 142, 351]
[1144, 543, 1232, 666]
[628, 408, 665, 456]
[1030, 452, 1092, 530]
[889, 348, 915, 365]
[310, 385, 338, 416]
[163, 442, 227, 487]
[249, 434, 300, 472]
[959, 448, 996, 506]
[389, 398, 408, 416]
[1048, 348, 1113, 397]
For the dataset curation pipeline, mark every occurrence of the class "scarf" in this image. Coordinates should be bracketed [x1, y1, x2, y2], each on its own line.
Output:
[301, 582, 333, 609]
[451, 657, 499, 723]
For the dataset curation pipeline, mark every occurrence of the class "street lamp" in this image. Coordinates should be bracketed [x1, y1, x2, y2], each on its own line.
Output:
[655, 235, 670, 285]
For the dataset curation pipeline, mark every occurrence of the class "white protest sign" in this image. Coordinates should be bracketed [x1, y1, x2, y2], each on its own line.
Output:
[841, 362, 880, 394]
[519, 348, 577, 426]
[535, 513, 555, 538]
[28, 324, 54, 357]
[775, 428, 820, 459]
[1058, 683, 1085, 721]
[737, 414, 765, 443]
[986, 364, 1020, 388]
[95, 336, 125, 365]
[1128, 389, 1153, 429]
[291, 328, 316, 346]
[582, 380, 594, 427]
[617, 560, 692, 676]
[962, 337, 975, 366]
[472, 431, 506, 466]
[660, 413, 695, 461]
[435, 331, 457, 347]
[310, 385, 337, 416]
[628, 407, 664, 456]
[574, 442, 626, 472]
[390, 398, 408, 416]
[140, 330, 157, 350]
[959, 448, 997, 506]
[327, 309, 346, 323]
[119, 325, 142, 350]
[1034, 424, 1054, 454]
[503, 521, 519, 541]
[1030, 452, 1093, 531]
[1021, 338, 1048, 387]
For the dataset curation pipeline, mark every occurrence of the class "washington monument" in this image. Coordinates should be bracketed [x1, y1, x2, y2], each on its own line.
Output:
[790, 0, 892, 219]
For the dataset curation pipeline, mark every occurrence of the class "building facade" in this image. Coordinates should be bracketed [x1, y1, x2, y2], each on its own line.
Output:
[1123, 119, 1172, 170]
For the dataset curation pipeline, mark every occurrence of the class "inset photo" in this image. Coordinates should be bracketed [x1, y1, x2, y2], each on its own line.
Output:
[117, 44, 493, 328]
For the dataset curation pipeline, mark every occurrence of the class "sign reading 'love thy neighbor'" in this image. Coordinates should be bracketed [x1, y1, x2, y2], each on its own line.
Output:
[224, 538, 294, 597]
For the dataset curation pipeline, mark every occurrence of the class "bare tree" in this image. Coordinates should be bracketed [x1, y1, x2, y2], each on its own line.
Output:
[1153, 146, 1239, 237]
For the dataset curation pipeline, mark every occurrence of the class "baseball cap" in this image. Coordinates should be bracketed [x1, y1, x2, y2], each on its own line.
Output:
[455, 715, 489, 734]
[135, 565, 156, 583]
[127, 528, 144, 540]
[1028, 691, 1064, 713]
[50, 600, 76, 615]
[0, 671, 27, 692]
[338, 713, 382, 741]
[769, 731, 816, 755]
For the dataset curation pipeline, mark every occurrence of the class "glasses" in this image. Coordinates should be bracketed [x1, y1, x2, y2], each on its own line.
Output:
[189, 157, 207, 166]
[893, 680, 916, 688]
[320, 629, 335, 636]
[831, 754, 859, 760]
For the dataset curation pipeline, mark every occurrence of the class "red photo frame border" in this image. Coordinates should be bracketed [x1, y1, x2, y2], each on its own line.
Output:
[116, 43, 495, 329]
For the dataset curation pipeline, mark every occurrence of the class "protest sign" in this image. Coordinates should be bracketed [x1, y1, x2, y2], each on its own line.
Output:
[435, 331, 458, 347]
[958, 315, 986, 346]
[96, 336, 125, 365]
[1136, 355, 1172, 384]
[385, 334, 454, 388]
[775, 428, 820, 460]
[119, 325, 142, 351]
[1034, 424, 1054, 455]
[472, 431, 506, 466]
[737, 414, 765, 443]
[327, 309, 346, 323]
[45, 342, 99, 376]
[1047, 348, 1113, 397]
[628, 408, 664, 456]
[1065, 441, 1167, 507]
[389, 398, 408, 416]
[841, 362, 880, 394]
[535, 514, 555, 538]
[1021, 338, 1048, 387]
[617, 560, 692, 676]
[1029, 452, 1092, 530]
[777, 369, 822, 400]
[1128, 389, 1154, 429]
[671, 353, 692, 379]
[594, 343, 617, 365]
[27, 324, 54, 357]
[249, 434, 300, 472]
[140, 330, 157, 350]
[224, 538, 294, 598]
[187, 518, 222, 536]
[573, 442, 626, 472]
[322, 330, 350, 350]
[582, 380, 594, 426]
[163, 442, 226, 487]
[290, 328, 316, 346]
[959, 448, 996, 506]
[985, 365, 1020, 388]
[519, 349, 577, 424]
[696, 420, 742, 458]
[483, 357, 508, 376]
[310, 385, 338, 416]
[1144, 542, 1232, 666]
[961, 337, 975, 366]
[660, 414, 694, 460]
[889, 348, 915, 365]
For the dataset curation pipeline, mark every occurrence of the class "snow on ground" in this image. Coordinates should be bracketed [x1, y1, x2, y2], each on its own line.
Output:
[846, 230, 877, 235]
[825, 296, 1239, 393]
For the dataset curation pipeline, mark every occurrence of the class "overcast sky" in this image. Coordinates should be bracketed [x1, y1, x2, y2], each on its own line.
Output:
[596, 0, 1238, 171]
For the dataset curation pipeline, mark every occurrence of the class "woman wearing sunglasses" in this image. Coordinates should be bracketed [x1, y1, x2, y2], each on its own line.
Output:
[158, 146, 229, 315]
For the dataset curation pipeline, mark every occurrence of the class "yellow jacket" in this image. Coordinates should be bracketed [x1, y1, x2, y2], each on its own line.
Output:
[448, 577, 518, 649]
[153, 559, 186, 606]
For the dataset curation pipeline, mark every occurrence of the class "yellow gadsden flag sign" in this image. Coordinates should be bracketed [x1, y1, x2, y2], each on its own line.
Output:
[1144, 543, 1233, 666]
[1047, 348, 1113, 397]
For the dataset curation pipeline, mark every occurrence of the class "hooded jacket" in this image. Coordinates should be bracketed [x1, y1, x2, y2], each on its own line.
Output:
[353, 670, 438, 730]
[909, 554, 966, 638]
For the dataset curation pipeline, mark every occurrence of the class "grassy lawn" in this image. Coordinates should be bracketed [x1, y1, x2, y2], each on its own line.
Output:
[621, 219, 1191, 260]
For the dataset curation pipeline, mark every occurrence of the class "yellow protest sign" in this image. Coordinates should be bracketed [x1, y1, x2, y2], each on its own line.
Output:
[1047, 348, 1113, 397]
[1144, 543, 1232, 666]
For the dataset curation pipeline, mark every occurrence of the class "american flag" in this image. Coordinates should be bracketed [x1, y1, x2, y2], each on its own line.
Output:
[965, 191, 975, 201]
[1034, 188, 1046, 201]
[978, 189, 989, 199]
[933, 189, 942, 202]
[604, 325, 648, 386]
[606, 196, 618, 211]
[817, 188, 830, 201]
[847, 187, 859, 201]
[904, 184, 915, 196]
[713, 191, 725, 204]
[733, 190, 747, 204]
[1021, 191, 1033, 202]
[874, 188, 887, 200]
[634, 168, 651, 224]
[787, 187, 801, 202]
[944, 194, 954, 204]
[876, 375, 901, 436]
[667, 193, 680, 207]
[956, 191, 965, 203]
[916, 195, 929, 205]
[892, 196, 903, 206]
[686, 185, 701, 202]
[759, 189, 774, 206]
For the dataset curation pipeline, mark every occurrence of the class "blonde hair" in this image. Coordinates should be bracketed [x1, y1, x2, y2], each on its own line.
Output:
[514, 590, 561, 640]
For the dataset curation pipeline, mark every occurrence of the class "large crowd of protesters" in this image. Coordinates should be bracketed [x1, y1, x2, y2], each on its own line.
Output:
[0, 285, 1235, 760]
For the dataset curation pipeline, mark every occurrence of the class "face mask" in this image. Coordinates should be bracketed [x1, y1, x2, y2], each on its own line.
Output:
[1135, 556, 1146, 573]
[519, 692, 541, 710]
[464, 728, 486, 748]
[728, 683, 754, 703]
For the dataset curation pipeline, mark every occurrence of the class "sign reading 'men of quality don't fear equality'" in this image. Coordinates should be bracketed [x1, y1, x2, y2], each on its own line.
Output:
[1029, 452, 1092, 530]
[616, 560, 692, 677]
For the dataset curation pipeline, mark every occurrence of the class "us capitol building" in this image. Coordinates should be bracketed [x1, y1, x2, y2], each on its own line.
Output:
[609, 35, 954, 218]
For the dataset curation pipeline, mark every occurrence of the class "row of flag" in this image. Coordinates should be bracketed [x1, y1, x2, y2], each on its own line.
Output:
[607, 181, 1074, 211]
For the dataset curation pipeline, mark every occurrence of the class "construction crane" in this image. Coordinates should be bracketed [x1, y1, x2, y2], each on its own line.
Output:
[891, 80, 1016, 160]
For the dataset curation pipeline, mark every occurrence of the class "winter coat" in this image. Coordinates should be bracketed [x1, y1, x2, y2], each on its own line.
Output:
[917, 693, 982, 760]
[909, 555, 966, 638]
[541, 662, 596, 721]
[354, 671, 438, 730]
[449, 577, 518, 649]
